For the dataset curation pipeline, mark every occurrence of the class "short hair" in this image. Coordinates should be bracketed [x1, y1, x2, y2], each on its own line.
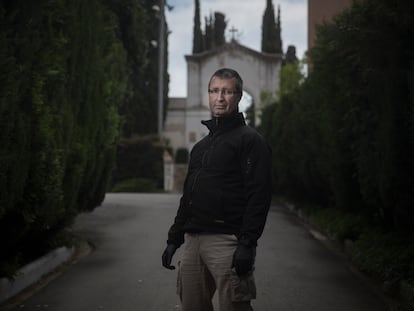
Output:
[208, 68, 243, 94]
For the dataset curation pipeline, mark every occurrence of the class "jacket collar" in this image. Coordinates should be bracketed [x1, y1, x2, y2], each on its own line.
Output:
[201, 112, 246, 134]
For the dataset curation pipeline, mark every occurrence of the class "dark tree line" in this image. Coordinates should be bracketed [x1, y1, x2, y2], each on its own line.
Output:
[0, 0, 167, 276]
[260, 0, 414, 234]
[192, 0, 227, 54]
[192, 0, 283, 56]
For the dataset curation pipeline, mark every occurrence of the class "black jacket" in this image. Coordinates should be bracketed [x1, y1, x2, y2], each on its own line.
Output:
[167, 112, 272, 247]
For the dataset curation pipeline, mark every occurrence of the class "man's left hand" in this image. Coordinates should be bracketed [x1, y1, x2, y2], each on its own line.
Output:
[232, 244, 256, 277]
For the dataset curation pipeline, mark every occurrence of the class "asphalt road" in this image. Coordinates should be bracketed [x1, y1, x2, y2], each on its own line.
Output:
[5, 193, 389, 311]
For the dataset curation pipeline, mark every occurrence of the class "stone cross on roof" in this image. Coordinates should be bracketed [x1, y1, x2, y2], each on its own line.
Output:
[229, 26, 238, 41]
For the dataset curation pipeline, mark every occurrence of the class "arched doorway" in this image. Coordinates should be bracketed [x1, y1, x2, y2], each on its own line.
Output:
[240, 90, 254, 126]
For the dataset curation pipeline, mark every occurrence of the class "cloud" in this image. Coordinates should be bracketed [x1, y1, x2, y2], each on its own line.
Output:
[166, 0, 307, 97]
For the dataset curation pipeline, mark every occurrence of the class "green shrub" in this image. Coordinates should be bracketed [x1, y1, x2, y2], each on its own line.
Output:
[112, 136, 163, 189]
[0, 256, 22, 280]
[175, 148, 189, 164]
[352, 230, 414, 285]
[310, 208, 364, 241]
[307, 205, 414, 303]
[111, 178, 159, 193]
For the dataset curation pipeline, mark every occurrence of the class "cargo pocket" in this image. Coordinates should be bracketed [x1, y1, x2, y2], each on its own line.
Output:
[230, 271, 257, 302]
[176, 261, 182, 299]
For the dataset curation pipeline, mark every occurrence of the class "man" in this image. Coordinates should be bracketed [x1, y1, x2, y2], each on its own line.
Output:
[162, 68, 272, 311]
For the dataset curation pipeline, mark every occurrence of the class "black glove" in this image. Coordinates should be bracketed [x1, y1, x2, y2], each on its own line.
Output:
[162, 244, 178, 270]
[232, 244, 256, 277]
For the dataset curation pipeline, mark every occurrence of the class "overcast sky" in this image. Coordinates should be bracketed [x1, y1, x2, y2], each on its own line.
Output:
[165, 0, 308, 97]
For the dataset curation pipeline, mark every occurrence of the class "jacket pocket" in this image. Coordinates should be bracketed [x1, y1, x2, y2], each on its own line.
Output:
[230, 271, 257, 302]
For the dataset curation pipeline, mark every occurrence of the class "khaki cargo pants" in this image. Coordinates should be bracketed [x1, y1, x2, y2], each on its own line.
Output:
[177, 233, 256, 311]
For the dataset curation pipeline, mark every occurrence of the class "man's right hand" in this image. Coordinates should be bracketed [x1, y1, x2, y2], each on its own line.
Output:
[162, 244, 178, 270]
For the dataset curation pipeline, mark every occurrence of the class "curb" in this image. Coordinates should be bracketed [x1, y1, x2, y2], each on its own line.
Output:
[0, 246, 74, 304]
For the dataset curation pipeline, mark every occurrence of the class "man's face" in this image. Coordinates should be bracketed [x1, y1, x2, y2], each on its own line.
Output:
[208, 76, 241, 117]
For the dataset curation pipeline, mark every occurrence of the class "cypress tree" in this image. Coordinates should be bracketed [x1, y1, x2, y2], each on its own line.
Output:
[204, 14, 214, 51]
[202, 12, 227, 51]
[261, 0, 282, 53]
[0, 0, 167, 277]
[107, 0, 152, 136]
[110, 0, 167, 191]
[0, 0, 128, 276]
[275, 5, 283, 53]
[214, 12, 226, 47]
[192, 0, 203, 53]
[141, 0, 169, 135]
[284, 45, 298, 65]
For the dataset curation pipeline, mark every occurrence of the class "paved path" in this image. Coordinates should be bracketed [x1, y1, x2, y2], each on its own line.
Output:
[4, 193, 388, 311]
